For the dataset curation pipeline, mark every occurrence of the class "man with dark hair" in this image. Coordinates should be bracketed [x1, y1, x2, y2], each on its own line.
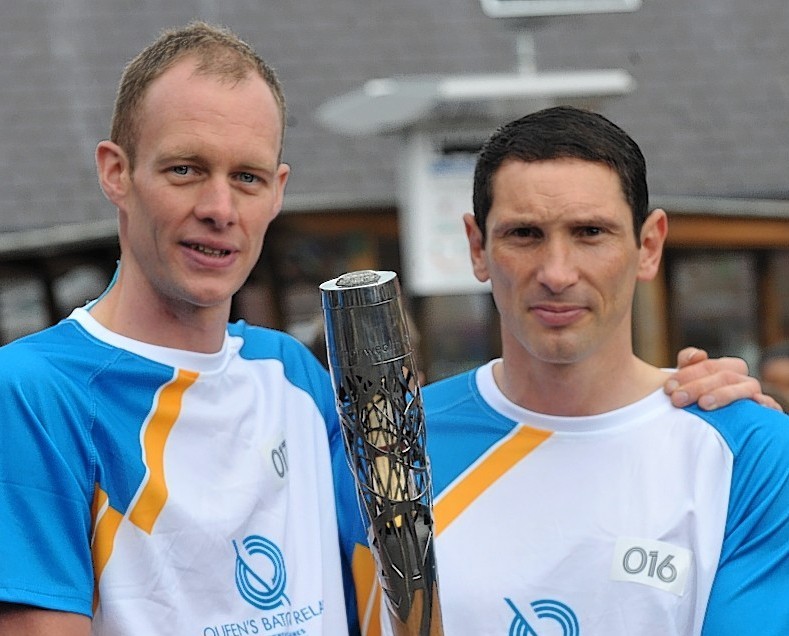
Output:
[342, 107, 789, 635]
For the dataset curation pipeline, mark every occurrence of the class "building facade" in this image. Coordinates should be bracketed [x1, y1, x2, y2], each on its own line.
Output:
[0, 0, 787, 377]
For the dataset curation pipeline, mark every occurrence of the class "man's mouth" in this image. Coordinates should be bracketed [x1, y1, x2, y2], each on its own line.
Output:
[531, 304, 586, 327]
[186, 243, 231, 257]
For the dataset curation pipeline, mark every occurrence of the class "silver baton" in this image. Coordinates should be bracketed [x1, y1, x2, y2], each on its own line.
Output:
[320, 270, 443, 636]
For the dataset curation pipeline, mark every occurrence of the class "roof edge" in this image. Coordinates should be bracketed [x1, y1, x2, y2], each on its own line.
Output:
[0, 218, 119, 259]
[2, 195, 786, 258]
[653, 195, 789, 219]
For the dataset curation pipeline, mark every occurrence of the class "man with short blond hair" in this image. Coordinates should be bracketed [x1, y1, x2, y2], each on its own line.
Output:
[0, 22, 348, 635]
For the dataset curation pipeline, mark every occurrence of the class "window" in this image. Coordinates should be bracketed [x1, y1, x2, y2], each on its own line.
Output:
[668, 251, 761, 370]
[0, 274, 49, 343]
[53, 264, 108, 317]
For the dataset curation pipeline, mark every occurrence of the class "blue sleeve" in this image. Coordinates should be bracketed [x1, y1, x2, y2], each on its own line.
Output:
[332, 431, 365, 636]
[0, 338, 96, 616]
[691, 402, 789, 635]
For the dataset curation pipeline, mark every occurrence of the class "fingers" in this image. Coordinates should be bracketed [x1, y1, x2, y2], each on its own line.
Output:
[754, 393, 785, 413]
[675, 347, 709, 368]
[667, 349, 783, 412]
[667, 356, 749, 385]
[668, 375, 758, 409]
[665, 369, 760, 410]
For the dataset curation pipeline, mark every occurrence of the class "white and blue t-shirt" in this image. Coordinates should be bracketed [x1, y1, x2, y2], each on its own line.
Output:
[339, 359, 789, 635]
[0, 307, 351, 635]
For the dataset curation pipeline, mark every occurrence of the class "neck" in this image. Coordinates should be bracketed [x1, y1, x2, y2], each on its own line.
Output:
[494, 346, 668, 416]
[90, 282, 230, 354]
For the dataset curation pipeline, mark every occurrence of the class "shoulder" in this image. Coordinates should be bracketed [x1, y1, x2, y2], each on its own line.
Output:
[687, 400, 789, 534]
[698, 402, 789, 632]
[684, 399, 789, 459]
[423, 367, 479, 414]
[229, 319, 333, 399]
[423, 366, 518, 496]
[230, 320, 315, 361]
[0, 319, 114, 388]
[0, 319, 76, 361]
[230, 321, 324, 370]
[422, 366, 504, 433]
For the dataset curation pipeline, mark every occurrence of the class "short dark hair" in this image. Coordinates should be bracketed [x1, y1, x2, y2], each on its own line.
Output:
[472, 106, 650, 245]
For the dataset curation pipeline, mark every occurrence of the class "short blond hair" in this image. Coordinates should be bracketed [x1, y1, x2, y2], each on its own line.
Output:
[110, 21, 286, 166]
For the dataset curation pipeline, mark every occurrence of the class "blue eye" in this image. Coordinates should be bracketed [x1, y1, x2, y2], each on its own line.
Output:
[171, 165, 190, 176]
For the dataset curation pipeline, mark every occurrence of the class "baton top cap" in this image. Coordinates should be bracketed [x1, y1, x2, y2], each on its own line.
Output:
[319, 269, 399, 308]
[336, 270, 380, 287]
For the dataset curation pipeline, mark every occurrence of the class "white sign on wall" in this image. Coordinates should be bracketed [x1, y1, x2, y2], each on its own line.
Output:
[479, 0, 641, 18]
[398, 131, 492, 297]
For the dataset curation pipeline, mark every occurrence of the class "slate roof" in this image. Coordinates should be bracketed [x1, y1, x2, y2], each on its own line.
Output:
[1, 0, 787, 238]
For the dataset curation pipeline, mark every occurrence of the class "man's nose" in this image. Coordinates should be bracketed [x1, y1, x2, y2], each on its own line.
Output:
[535, 239, 579, 293]
[194, 178, 237, 229]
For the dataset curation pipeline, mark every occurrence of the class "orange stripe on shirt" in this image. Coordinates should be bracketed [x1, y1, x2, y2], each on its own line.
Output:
[91, 485, 123, 612]
[355, 424, 551, 633]
[434, 425, 552, 535]
[129, 369, 198, 534]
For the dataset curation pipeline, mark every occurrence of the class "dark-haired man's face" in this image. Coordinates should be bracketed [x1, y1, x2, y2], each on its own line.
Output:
[465, 157, 665, 368]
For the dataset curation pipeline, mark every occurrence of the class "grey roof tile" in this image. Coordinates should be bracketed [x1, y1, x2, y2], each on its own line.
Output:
[1, 0, 787, 234]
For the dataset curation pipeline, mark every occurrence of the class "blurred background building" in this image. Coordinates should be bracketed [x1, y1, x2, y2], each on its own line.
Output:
[1, 0, 787, 380]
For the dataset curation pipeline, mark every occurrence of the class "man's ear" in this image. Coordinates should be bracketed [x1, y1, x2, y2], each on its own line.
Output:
[463, 212, 490, 283]
[637, 208, 668, 282]
[95, 140, 132, 206]
[270, 162, 291, 219]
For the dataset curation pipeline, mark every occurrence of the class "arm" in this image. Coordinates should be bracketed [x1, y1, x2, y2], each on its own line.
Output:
[664, 347, 783, 412]
[0, 604, 90, 636]
[697, 404, 789, 635]
[0, 350, 96, 620]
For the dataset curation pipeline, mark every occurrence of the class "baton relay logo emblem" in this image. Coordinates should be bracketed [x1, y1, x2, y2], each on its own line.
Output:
[233, 535, 290, 610]
[505, 598, 580, 636]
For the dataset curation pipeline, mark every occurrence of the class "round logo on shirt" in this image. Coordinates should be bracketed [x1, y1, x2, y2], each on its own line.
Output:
[505, 598, 579, 636]
[233, 535, 290, 610]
